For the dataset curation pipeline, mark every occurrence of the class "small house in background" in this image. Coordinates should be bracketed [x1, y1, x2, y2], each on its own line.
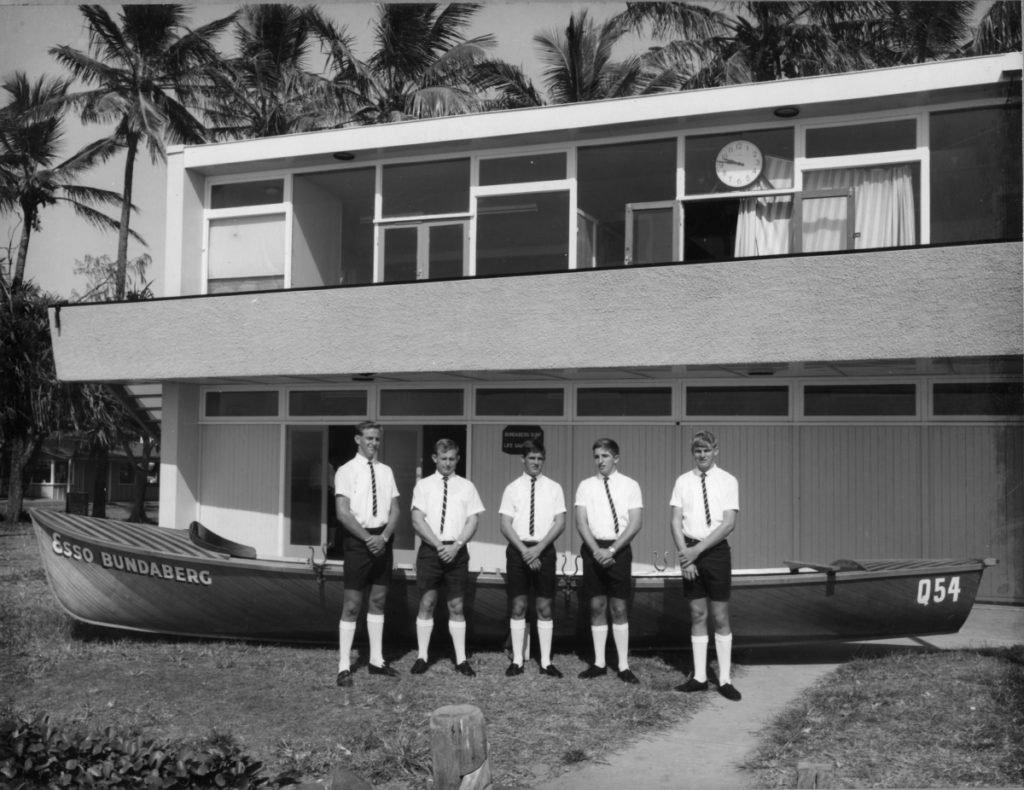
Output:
[47, 54, 1023, 601]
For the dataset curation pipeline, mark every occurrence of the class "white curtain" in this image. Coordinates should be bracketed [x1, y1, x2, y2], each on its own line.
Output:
[734, 162, 916, 256]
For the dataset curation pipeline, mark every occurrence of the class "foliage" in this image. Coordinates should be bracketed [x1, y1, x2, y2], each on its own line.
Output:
[322, 3, 499, 123]
[0, 713, 267, 788]
[70, 253, 153, 303]
[203, 4, 350, 140]
[0, 71, 125, 292]
[50, 4, 236, 300]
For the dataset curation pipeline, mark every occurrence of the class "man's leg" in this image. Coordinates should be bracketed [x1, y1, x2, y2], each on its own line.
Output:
[710, 599, 734, 685]
[447, 595, 468, 665]
[339, 588, 363, 673]
[509, 594, 528, 667]
[589, 595, 609, 668]
[689, 597, 710, 683]
[609, 596, 630, 672]
[416, 590, 438, 661]
[536, 596, 554, 668]
[366, 582, 389, 668]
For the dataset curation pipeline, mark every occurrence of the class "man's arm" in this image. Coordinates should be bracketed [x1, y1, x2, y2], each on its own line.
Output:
[439, 513, 478, 563]
[670, 505, 697, 580]
[679, 510, 737, 567]
[575, 504, 614, 568]
[336, 494, 380, 553]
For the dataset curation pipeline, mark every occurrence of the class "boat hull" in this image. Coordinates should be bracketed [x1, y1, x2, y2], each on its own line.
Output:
[30, 510, 991, 648]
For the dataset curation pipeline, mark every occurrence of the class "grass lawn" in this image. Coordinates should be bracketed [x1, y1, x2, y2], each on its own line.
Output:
[745, 647, 1024, 788]
[0, 502, 715, 789]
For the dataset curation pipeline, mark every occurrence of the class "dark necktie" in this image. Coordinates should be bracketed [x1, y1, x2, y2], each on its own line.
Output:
[603, 476, 620, 535]
[440, 475, 449, 534]
[700, 472, 712, 528]
[368, 461, 377, 517]
[529, 476, 536, 537]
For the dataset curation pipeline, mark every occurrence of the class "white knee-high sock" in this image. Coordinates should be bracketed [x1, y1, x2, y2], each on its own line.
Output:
[591, 624, 608, 668]
[338, 620, 357, 672]
[366, 612, 385, 667]
[537, 619, 554, 667]
[510, 618, 526, 666]
[416, 617, 433, 661]
[612, 622, 630, 671]
[691, 634, 709, 682]
[449, 620, 467, 664]
[715, 632, 733, 684]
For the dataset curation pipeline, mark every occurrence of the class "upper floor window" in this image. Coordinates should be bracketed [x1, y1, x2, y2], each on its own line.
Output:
[211, 179, 284, 208]
[382, 159, 470, 217]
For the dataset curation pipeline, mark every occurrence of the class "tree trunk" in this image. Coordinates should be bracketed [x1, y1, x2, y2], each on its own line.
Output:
[90, 441, 109, 519]
[11, 203, 35, 292]
[114, 133, 139, 301]
[126, 436, 154, 523]
[4, 433, 42, 525]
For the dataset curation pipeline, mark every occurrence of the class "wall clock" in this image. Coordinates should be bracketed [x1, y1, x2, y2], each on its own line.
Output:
[715, 140, 764, 188]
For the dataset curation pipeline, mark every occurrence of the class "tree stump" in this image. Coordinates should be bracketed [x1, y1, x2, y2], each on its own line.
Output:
[429, 704, 492, 790]
[796, 760, 835, 788]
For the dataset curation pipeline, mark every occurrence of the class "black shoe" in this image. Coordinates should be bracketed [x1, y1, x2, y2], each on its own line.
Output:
[455, 661, 476, 677]
[674, 677, 709, 692]
[617, 668, 640, 685]
[410, 658, 429, 675]
[368, 662, 399, 677]
[336, 669, 353, 687]
[539, 664, 563, 678]
[718, 683, 742, 701]
[505, 662, 524, 677]
[577, 664, 608, 679]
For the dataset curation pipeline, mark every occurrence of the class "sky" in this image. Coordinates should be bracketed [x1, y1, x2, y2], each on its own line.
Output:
[0, 0, 643, 299]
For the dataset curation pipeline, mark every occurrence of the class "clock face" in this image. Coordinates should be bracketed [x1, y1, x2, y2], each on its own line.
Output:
[715, 140, 764, 188]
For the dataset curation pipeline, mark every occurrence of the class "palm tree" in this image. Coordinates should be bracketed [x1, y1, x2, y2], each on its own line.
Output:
[321, 3, 498, 124]
[969, 0, 1021, 55]
[204, 4, 350, 139]
[50, 5, 235, 300]
[533, 9, 650, 103]
[0, 71, 126, 292]
[857, 1, 977, 65]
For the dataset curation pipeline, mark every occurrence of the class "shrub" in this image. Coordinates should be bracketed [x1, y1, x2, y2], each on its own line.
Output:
[0, 713, 267, 788]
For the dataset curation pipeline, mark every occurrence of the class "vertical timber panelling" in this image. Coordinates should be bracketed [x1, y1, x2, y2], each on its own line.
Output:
[797, 426, 922, 561]
[688, 425, 797, 569]
[198, 424, 281, 556]
[570, 424, 678, 571]
[926, 425, 1023, 602]
[469, 423, 573, 572]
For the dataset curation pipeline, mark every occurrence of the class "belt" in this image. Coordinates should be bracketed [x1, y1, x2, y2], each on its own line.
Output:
[365, 526, 386, 536]
[521, 541, 539, 547]
[595, 539, 616, 548]
[441, 540, 456, 546]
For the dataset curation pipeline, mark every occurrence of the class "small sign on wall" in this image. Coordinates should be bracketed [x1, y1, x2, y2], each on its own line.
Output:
[502, 425, 544, 455]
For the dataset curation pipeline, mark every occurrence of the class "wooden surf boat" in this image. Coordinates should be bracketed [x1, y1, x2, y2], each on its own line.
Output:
[30, 509, 995, 648]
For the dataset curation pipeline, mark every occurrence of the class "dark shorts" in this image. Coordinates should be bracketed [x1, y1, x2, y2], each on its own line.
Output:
[582, 541, 632, 600]
[682, 538, 732, 602]
[505, 543, 557, 600]
[416, 543, 469, 600]
[342, 528, 393, 591]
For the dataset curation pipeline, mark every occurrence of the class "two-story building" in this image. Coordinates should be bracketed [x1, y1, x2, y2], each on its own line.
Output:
[49, 53, 1023, 602]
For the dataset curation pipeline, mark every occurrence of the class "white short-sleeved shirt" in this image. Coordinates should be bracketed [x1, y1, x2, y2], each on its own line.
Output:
[411, 472, 485, 541]
[334, 455, 399, 530]
[574, 471, 643, 540]
[499, 473, 566, 542]
[669, 465, 739, 541]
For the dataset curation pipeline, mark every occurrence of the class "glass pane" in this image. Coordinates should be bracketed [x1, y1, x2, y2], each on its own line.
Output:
[289, 390, 368, 417]
[383, 226, 418, 282]
[476, 388, 564, 416]
[930, 105, 1022, 244]
[287, 427, 324, 546]
[205, 390, 279, 417]
[685, 128, 794, 196]
[933, 382, 1023, 416]
[211, 179, 284, 208]
[806, 119, 916, 157]
[208, 214, 285, 286]
[687, 386, 789, 416]
[578, 139, 676, 267]
[804, 384, 916, 416]
[477, 191, 569, 276]
[630, 206, 674, 264]
[293, 168, 375, 287]
[577, 387, 672, 417]
[801, 165, 918, 250]
[479, 153, 566, 185]
[800, 192, 851, 253]
[382, 159, 470, 217]
[684, 196, 794, 262]
[380, 389, 464, 416]
[429, 224, 465, 279]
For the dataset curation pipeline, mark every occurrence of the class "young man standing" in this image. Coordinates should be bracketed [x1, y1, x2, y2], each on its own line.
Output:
[574, 438, 643, 684]
[410, 438, 485, 677]
[334, 420, 401, 687]
[498, 439, 567, 678]
[670, 430, 742, 701]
